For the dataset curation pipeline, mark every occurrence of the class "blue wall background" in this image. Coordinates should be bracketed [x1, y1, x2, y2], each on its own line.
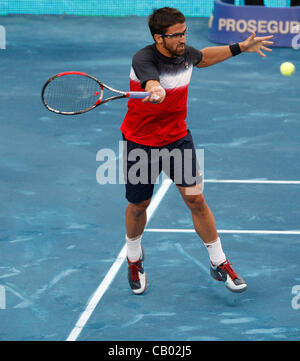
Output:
[0, 0, 292, 17]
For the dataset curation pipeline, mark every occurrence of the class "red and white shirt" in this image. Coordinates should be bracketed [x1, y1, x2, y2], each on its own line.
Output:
[121, 44, 203, 146]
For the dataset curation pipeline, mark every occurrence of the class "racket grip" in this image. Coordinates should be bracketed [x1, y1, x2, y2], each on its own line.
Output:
[127, 91, 150, 99]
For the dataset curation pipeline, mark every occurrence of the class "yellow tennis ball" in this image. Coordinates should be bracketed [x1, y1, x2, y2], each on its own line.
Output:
[280, 62, 295, 76]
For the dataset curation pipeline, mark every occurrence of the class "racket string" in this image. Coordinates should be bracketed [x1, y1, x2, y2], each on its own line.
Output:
[44, 74, 101, 113]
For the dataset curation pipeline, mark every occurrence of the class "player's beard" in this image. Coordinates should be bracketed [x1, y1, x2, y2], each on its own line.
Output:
[163, 39, 185, 57]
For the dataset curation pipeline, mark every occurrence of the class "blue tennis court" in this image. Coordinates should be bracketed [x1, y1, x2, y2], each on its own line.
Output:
[0, 8, 300, 342]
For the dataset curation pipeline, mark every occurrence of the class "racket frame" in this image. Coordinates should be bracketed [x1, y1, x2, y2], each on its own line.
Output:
[41, 71, 148, 115]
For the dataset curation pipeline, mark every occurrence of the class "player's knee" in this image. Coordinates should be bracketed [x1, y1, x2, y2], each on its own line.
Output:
[129, 198, 151, 217]
[185, 193, 207, 214]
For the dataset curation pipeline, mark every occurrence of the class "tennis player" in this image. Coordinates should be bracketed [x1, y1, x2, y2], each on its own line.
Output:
[121, 7, 273, 295]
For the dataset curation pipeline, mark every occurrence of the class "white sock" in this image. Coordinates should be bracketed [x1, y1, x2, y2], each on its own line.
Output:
[126, 234, 142, 262]
[204, 237, 226, 266]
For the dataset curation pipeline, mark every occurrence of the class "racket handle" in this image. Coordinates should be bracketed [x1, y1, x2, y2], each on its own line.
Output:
[127, 91, 150, 99]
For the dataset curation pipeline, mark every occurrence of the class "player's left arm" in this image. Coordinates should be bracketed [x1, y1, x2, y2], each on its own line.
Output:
[197, 32, 274, 68]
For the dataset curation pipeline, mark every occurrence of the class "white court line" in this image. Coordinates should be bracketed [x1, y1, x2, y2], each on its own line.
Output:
[204, 179, 300, 184]
[145, 229, 300, 235]
[66, 178, 173, 341]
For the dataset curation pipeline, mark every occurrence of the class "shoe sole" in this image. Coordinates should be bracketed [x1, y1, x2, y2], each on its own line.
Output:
[132, 273, 147, 295]
[225, 284, 247, 293]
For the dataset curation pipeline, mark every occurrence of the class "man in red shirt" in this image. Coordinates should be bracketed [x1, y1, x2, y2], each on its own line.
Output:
[121, 7, 273, 295]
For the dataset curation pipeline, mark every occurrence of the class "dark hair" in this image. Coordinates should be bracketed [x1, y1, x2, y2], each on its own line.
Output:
[148, 7, 185, 37]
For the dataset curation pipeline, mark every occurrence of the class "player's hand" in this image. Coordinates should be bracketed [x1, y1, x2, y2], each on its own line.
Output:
[142, 85, 166, 104]
[240, 32, 274, 57]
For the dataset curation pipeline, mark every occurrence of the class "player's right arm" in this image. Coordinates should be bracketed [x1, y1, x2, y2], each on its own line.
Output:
[142, 80, 166, 104]
[131, 46, 166, 104]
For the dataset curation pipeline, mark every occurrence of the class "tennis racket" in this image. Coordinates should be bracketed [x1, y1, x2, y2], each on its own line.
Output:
[41, 71, 150, 115]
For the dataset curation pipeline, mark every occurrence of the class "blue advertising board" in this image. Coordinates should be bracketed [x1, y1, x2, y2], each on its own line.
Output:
[209, 0, 300, 47]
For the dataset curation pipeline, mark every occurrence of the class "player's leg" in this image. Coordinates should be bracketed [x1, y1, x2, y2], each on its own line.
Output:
[167, 131, 247, 293]
[178, 186, 247, 293]
[125, 198, 151, 239]
[125, 199, 150, 295]
[124, 193, 152, 295]
[164, 131, 219, 245]
[177, 186, 218, 244]
[122, 135, 158, 294]
[124, 194, 152, 296]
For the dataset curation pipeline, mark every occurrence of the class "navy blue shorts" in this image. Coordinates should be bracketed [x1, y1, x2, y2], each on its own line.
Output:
[122, 130, 202, 204]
